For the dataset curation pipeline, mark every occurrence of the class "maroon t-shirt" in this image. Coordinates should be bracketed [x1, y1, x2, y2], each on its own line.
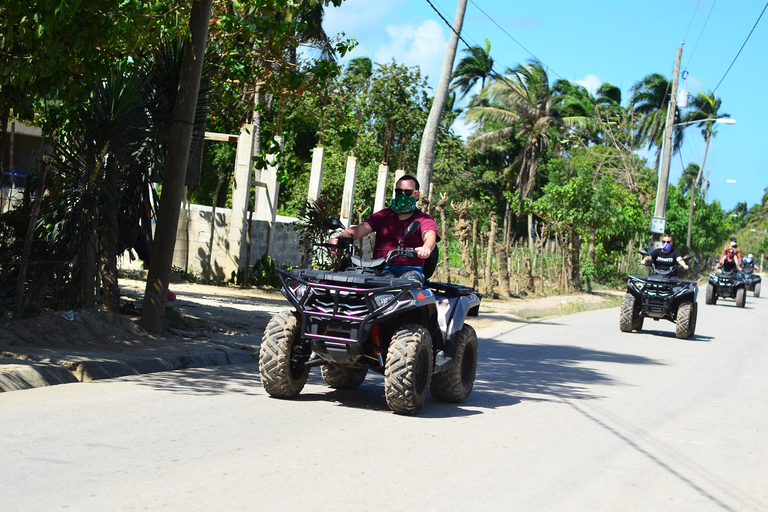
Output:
[364, 209, 440, 267]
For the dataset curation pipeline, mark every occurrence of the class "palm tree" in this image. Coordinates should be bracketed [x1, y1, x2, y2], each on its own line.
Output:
[596, 82, 622, 107]
[629, 73, 683, 170]
[450, 39, 494, 101]
[680, 90, 729, 248]
[465, 59, 582, 251]
[678, 163, 701, 196]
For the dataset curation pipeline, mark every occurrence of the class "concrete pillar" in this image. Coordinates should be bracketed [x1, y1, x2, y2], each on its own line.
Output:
[256, 136, 284, 256]
[373, 164, 389, 213]
[308, 147, 324, 203]
[227, 124, 254, 273]
[340, 155, 358, 228]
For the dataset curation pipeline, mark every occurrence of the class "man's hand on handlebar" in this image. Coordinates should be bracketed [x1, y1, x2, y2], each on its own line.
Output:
[415, 245, 433, 259]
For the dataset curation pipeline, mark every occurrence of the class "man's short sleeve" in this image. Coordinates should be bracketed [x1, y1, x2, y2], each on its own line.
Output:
[417, 212, 440, 242]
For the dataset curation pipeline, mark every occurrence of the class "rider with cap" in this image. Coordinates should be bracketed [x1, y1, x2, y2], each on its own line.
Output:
[721, 236, 743, 262]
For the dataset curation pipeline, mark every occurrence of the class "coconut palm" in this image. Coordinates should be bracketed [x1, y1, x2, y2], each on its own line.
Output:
[450, 39, 494, 101]
[628, 73, 683, 170]
[680, 90, 729, 248]
[465, 60, 583, 250]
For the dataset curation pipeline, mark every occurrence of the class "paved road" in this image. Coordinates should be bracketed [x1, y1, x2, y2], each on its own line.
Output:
[1, 292, 766, 511]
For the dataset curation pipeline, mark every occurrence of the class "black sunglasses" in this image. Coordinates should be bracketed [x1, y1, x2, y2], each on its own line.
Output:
[662, 239, 672, 243]
[395, 188, 416, 196]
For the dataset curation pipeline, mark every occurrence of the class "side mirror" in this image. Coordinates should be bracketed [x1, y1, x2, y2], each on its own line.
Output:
[638, 249, 649, 257]
[683, 254, 693, 262]
[399, 221, 420, 244]
[323, 218, 343, 230]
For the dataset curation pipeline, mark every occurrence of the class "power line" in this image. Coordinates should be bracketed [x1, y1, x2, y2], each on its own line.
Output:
[424, 0, 562, 82]
[683, 0, 716, 72]
[713, 1, 768, 93]
[467, 0, 563, 80]
[682, 0, 702, 42]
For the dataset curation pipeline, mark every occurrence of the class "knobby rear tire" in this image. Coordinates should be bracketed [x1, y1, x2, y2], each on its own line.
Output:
[430, 324, 478, 403]
[321, 363, 368, 390]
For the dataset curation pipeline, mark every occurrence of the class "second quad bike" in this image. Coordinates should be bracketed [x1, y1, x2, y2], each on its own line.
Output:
[620, 249, 698, 339]
[259, 218, 481, 415]
[739, 269, 761, 298]
[705, 269, 747, 307]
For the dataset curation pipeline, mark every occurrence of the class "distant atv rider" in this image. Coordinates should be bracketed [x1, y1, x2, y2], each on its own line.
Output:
[330, 174, 439, 277]
[643, 234, 689, 275]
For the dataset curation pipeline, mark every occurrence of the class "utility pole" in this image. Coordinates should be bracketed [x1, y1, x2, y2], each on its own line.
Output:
[651, 45, 683, 249]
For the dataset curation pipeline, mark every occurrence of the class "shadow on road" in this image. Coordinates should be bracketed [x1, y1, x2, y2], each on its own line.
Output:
[131, 330, 664, 419]
[474, 336, 664, 404]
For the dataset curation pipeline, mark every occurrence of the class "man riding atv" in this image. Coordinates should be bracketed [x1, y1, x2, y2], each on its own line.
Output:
[330, 174, 438, 278]
[642, 234, 689, 274]
[259, 176, 479, 415]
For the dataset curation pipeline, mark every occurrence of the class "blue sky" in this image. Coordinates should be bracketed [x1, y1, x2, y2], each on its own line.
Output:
[324, 0, 768, 213]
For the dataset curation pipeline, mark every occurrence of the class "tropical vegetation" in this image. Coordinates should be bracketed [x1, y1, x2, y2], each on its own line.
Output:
[1, 0, 766, 327]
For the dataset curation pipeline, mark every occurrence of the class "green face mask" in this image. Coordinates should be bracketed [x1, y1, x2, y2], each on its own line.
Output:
[389, 193, 418, 214]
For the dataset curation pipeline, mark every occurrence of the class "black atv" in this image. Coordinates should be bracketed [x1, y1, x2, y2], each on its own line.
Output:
[620, 249, 698, 339]
[739, 264, 761, 298]
[705, 268, 747, 307]
[259, 218, 481, 415]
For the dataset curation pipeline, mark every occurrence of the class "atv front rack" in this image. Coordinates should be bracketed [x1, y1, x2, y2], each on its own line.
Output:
[278, 269, 418, 350]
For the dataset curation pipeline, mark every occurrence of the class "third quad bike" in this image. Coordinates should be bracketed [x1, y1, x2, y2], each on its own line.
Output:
[620, 249, 698, 339]
[705, 269, 747, 307]
[739, 268, 761, 298]
[259, 219, 481, 415]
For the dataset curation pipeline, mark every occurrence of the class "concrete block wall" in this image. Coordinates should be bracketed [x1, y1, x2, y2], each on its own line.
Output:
[172, 204, 302, 280]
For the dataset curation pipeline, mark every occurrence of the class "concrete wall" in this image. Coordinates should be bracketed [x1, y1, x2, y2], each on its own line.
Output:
[173, 203, 302, 280]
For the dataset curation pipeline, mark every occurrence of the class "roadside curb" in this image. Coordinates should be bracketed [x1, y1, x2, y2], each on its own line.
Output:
[0, 348, 257, 393]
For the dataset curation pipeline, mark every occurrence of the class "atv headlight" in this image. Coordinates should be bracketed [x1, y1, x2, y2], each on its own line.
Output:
[373, 293, 395, 309]
[710, 275, 718, 283]
[287, 281, 308, 301]
[636, 281, 645, 291]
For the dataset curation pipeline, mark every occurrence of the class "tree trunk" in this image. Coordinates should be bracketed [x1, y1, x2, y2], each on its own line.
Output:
[451, 200, 473, 276]
[99, 157, 120, 312]
[471, 218, 479, 290]
[528, 213, 534, 252]
[141, 0, 213, 333]
[416, 0, 467, 198]
[484, 211, 497, 297]
[495, 242, 510, 299]
[436, 195, 450, 284]
[13, 161, 48, 318]
[205, 165, 224, 280]
[570, 228, 582, 291]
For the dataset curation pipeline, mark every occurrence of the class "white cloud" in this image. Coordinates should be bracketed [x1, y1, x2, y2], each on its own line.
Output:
[323, 0, 405, 37]
[374, 19, 449, 88]
[575, 74, 601, 96]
